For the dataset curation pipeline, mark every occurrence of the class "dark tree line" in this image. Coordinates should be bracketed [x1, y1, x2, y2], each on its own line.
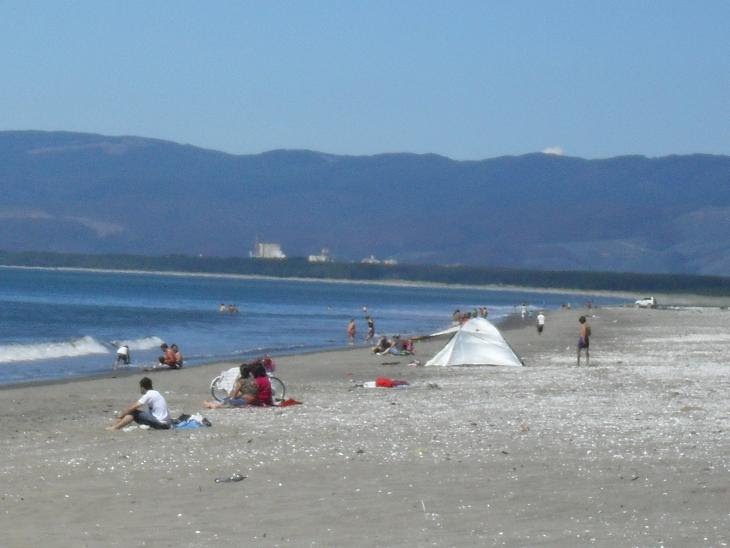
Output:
[2, 250, 729, 296]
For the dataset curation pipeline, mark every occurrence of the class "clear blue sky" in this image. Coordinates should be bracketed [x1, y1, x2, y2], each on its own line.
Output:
[1, 1, 728, 159]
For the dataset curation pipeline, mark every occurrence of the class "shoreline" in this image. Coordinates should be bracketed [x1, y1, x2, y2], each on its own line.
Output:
[1, 296, 726, 391]
[0, 310, 509, 391]
[0, 343, 368, 392]
[1, 305, 728, 545]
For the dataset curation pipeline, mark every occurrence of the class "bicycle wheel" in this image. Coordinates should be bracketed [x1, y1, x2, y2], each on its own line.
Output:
[269, 376, 286, 403]
[210, 376, 228, 402]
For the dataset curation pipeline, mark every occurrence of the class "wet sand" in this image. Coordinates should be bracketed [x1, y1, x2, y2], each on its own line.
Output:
[1, 305, 729, 547]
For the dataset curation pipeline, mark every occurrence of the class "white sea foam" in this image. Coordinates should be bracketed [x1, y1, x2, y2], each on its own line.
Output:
[112, 336, 165, 351]
[0, 336, 110, 364]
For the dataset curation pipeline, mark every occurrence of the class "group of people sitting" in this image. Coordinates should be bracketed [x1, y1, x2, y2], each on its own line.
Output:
[107, 356, 276, 430]
[452, 307, 489, 324]
[157, 343, 184, 369]
[203, 359, 274, 409]
[371, 335, 415, 356]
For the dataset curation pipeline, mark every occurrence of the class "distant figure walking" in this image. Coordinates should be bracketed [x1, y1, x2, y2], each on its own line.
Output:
[536, 312, 545, 334]
[347, 318, 357, 344]
[521, 303, 527, 320]
[577, 316, 591, 366]
[365, 316, 375, 342]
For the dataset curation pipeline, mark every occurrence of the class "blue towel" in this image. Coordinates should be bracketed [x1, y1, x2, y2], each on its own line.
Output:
[174, 419, 205, 429]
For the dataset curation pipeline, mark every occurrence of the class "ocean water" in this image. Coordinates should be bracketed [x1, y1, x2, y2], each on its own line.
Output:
[0, 267, 624, 385]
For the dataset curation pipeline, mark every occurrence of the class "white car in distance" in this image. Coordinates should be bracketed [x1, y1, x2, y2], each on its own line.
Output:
[635, 296, 657, 308]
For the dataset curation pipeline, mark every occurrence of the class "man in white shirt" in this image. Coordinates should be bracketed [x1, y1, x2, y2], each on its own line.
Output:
[107, 377, 172, 430]
[536, 312, 546, 334]
[114, 344, 131, 368]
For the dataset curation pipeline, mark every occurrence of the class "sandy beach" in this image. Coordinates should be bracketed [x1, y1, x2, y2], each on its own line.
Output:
[1, 305, 729, 547]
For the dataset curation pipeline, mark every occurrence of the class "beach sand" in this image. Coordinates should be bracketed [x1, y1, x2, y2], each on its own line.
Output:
[1, 305, 729, 547]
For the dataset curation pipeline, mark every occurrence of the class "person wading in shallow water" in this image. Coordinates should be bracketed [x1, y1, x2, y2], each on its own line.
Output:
[347, 318, 357, 344]
[577, 315, 591, 366]
[365, 316, 375, 343]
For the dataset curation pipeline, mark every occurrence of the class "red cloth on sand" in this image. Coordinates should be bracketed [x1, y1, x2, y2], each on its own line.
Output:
[375, 377, 409, 388]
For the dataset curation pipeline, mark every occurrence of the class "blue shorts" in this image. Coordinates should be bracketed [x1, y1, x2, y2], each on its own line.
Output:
[132, 410, 171, 429]
[223, 397, 248, 407]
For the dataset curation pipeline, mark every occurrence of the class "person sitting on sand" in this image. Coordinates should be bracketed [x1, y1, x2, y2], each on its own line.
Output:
[250, 362, 273, 405]
[203, 362, 273, 409]
[374, 335, 414, 356]
[107, 377, 171, 430]
[170, 343, 184, 368]
[204, 363, 257, 408]
[402, 338, 415, 353]
[158, 343, 180, 369]
[372, 335, 392, 354]
[577, 315, 591, 366]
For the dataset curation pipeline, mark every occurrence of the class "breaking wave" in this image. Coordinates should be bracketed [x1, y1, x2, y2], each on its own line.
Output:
[0, 336, 110, 364]
[0, 335, 168, 364]
[111, 336, 165, 351]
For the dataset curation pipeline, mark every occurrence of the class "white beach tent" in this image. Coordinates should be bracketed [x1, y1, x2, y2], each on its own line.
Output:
[425, 317, 523, 367]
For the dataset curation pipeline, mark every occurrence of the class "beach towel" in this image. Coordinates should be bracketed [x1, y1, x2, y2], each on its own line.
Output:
[173, 413, 212, 429]
[174, 419, 207, 429]
[375, 377, 410, 388]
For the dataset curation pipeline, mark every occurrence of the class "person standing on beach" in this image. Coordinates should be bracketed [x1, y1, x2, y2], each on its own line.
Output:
[347, 318, 357, 344]
[536, 312, 545, 334]
[577, 315, 591, 366]
[107, 377, 171, 430]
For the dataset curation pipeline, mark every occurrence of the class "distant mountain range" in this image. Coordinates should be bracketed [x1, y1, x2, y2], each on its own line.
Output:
[1, 130, 729, 275]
